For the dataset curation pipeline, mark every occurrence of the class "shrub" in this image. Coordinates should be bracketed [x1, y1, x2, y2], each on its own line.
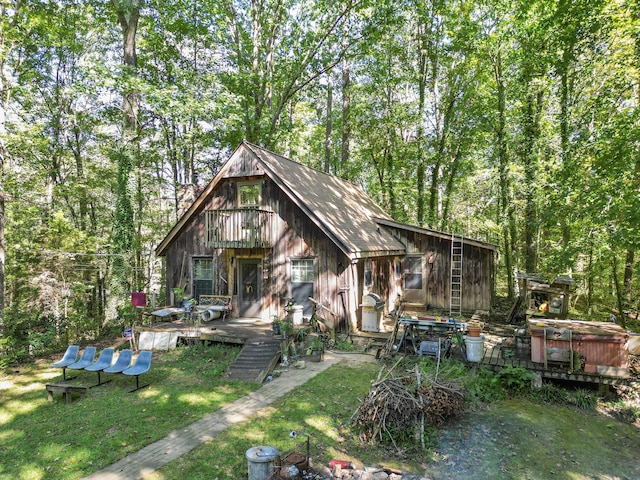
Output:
[531, 384, 569, 404]
[568, 388, 598, 411]
[464, 367, 504, 405]
[496, 365, 533, 394]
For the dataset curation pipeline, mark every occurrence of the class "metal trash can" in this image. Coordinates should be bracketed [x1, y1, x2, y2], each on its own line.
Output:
[361, 293, 385, 332]
[246, 446, 278, 480]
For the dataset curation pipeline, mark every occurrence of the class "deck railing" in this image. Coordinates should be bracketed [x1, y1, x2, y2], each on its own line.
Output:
[205, 209, 274, 248]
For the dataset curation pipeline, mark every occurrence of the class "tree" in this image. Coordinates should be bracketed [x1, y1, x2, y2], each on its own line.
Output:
[108, 0, 141, 322]
[0, 1, 22, 335]
[221, 0, 359, 150]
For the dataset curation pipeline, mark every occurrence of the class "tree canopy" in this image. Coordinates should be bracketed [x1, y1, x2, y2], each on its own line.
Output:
[1, 0, 639, 361]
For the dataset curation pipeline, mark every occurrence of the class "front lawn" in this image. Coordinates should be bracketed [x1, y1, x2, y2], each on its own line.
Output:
[0, 344, 256, 480]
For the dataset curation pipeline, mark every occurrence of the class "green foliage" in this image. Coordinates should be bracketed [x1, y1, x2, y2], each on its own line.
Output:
[463, 367, 505, 405]
[3, 0, 640, 351]
[332, 338, 359, 352]
[567, 388, 598, 411]
[531, 384, 570, 404]
[495, 365, 533, 394]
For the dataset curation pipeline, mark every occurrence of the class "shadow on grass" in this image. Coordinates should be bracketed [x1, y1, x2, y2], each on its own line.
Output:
[0, 344, 256, 480]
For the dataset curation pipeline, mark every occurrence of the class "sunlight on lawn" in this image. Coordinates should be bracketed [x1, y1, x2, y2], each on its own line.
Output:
[39, 371, 60, 381]
[1, 398, 43, 423]
[305, 415, 339, 441]
[0, 428, 23, 442]
[17, 463, 44, 480]
[177, 391, 227, 405]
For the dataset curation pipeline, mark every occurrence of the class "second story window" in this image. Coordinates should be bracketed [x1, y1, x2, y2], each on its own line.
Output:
[239, 182, 261, 208]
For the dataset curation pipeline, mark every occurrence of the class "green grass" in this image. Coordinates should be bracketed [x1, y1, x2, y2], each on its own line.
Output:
[3, 349, 640, 480]
[0, 344, 256, 480]
[145, 360, 385, 480]
[146, 358, 640, 480]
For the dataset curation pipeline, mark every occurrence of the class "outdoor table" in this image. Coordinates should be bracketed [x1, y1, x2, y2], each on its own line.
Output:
[395, 317, 467, 356]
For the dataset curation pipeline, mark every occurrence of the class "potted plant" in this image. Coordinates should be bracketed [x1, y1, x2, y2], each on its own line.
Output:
[280, 319, 294, 339]
[272, 316, 282, 335]
[173, 287, 184, 307]
[307, 337, 324, 362]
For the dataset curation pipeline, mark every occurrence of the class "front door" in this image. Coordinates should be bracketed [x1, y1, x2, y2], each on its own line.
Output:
[238, 259, 261, 317]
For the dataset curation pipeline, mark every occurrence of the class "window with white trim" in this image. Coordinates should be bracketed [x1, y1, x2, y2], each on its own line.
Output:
[291, 259, 314, 315]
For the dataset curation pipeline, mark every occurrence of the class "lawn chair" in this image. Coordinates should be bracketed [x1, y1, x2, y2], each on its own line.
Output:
[103, 349, 133, 374]
[51, 345, 80, 381]
[84, 348, 115, 387]
[67, 346, 97, 373]
[122, 351, 152, 393]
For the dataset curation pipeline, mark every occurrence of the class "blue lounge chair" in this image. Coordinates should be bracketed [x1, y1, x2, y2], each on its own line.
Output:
[51, 345, 79, 381]
[103, 349, 133, 374]
[84, 348, 115, 387]
[122, 351, 152, 393]
[67, 346, 97, 372]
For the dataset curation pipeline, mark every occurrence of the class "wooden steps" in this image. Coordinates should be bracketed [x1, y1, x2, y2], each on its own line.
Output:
[227, 338, 282, 383]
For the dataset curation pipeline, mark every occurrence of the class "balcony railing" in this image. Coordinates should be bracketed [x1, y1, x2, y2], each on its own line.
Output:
[205, 209, 274, 248]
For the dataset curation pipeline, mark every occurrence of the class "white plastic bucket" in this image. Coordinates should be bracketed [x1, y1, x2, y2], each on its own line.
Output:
[465, 335, 485, 362]
[292, 305, 304, 325]
[246, 446, 278, 480]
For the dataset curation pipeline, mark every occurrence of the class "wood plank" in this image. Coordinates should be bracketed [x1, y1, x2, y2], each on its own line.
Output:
[199, 333, 245, 345]
[227, 338, 282, 383]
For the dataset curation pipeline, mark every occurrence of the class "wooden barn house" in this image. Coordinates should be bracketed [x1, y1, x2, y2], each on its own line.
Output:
[155, 141, 497, 331]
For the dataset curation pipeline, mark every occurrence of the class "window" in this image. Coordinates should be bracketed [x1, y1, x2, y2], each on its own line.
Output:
[364, 259, 373, 287]
[291, 259, 314, 315]
[193, 258, 213, 302]
[238, 182, 261, 207]
[404, 256, 423, 290]
[291, 259, 314, 283]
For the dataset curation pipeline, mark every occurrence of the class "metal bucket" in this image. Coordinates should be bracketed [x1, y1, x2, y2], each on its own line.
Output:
[246, 446, 278, 480]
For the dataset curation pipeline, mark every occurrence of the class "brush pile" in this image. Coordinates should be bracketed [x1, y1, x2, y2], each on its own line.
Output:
[352, 360, 465, 448]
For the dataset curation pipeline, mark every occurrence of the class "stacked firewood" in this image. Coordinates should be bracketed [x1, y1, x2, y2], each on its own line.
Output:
[352, 362, 464, 447]
[416, 381, 464, 426]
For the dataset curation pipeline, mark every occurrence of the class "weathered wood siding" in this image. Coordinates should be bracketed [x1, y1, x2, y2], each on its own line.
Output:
[381, 226, 494, 313]
[164, 168, 356, 328]
[163, 146, 494, 323]
[268, 180, 353, 330]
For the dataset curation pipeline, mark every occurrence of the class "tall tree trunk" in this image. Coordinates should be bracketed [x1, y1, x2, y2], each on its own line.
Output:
[0, 0, 21, 333]
[586, 238, 594, 314]
[522, 83, 543, 273]
[612, 252, 627, 328]
[492, 50, 514, 298]
[415, 19, 428, 227]
[340, 55, 351, 179]
[624, 249, 634, 303]
[558, 46, 574, 251]
[108, 0, 141, 323]
[324, 72, 333, 173]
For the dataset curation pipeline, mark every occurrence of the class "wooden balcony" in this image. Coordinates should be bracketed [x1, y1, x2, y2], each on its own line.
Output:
[205, 209, 274, 248]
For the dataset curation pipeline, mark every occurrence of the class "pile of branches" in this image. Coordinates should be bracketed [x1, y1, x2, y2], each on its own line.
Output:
[352, 360, 465, 449]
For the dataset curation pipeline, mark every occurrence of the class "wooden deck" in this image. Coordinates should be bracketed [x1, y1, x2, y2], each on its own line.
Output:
[138, 317, 280, 382]
[479, 345, 634, 386]
[138, 314, 637, 386]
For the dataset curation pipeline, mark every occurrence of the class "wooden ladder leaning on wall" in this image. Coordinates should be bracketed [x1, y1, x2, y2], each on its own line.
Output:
[450, 234, 463, 318]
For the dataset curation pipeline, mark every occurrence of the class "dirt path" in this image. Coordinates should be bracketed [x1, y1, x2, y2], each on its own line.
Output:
[424, 399, 640, 480]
